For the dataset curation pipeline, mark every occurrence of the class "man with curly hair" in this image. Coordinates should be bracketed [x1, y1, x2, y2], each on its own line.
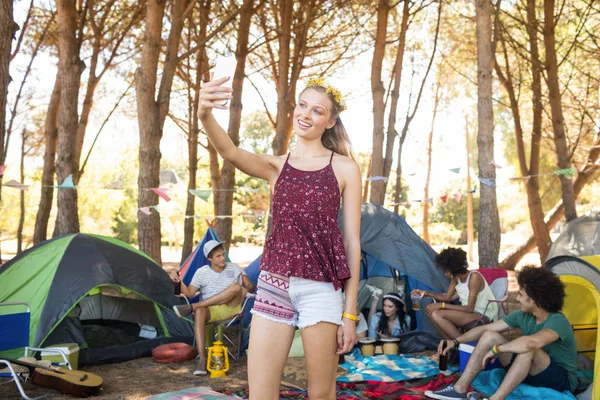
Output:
[425, 266, 577, 400]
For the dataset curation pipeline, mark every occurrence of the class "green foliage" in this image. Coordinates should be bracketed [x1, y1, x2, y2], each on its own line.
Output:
[240, 111, 274, 154]
[112, 188, 138, 244]
[432, 191, 480, 244]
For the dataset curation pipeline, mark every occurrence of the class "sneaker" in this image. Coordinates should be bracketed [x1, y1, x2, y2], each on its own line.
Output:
[173, 304, 193, 318]
[365, 284, 383, 299]
[193, 358, 207, 376]
[424, 384, 467, 400]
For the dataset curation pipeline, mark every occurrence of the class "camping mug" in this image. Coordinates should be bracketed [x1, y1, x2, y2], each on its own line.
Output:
[358, 337, 377, 357]
[380, 337, 401, 355]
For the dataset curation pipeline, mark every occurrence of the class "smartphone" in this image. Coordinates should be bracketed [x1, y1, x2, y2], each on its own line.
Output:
[212, 56, 237, 106]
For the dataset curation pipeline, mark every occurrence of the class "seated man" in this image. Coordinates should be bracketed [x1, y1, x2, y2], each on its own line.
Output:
[172, 240, 255, 376]
[425, 266, 577, 400]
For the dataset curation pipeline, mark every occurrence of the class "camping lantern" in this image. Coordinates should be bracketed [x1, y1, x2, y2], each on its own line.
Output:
[207, 341, 229, 378]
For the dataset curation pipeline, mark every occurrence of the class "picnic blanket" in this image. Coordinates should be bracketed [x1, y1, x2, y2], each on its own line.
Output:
[145, 386, 242, 400]
[221, 374, 457, 399]
[337, 349, 459, 382]
[472, 369, 577, 400]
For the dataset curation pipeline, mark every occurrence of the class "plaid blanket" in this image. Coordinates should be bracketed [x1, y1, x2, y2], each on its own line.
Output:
[145, 386, 242, 400]
[221, 374, 457, 399]
[337, 350, 459, 382]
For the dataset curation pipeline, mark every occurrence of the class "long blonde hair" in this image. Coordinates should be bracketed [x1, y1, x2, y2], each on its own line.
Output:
[299, 85, 355, 159]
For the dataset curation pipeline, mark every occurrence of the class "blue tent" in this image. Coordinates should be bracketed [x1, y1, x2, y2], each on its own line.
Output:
[242, 203, 448, 335]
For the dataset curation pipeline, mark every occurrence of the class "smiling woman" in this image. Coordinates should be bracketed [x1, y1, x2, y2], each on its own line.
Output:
[197, 75, 362, 400]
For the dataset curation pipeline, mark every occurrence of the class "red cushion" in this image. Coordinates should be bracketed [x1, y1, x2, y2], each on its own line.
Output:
[152, 343, 197, 363]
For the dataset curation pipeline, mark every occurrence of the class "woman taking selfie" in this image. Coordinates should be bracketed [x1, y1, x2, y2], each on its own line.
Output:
[198, 74, 361, 400]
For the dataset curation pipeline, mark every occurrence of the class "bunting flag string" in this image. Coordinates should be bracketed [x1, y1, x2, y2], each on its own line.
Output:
[366, 176, 387, 182]
[148, 188, 171, 202]
[3, 179, 28, 190]
[0, 165, 6, 176]
[56, 175, 76, 189]
[478, 177, 496, 187]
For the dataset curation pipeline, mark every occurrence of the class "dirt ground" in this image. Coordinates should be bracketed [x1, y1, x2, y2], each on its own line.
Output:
[0, 265, 521, 400]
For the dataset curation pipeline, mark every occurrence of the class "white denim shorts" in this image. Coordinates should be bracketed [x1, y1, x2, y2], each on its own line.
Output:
[251, 270, 344, 329]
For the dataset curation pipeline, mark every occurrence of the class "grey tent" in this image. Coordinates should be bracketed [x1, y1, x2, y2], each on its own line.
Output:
[547, 210, 600, 261]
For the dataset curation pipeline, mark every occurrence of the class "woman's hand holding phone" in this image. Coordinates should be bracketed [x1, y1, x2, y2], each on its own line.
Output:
[198, 57, 236, 119]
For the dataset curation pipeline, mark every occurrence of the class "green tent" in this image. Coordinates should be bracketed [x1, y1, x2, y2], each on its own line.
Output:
[0, 234, 193, 365]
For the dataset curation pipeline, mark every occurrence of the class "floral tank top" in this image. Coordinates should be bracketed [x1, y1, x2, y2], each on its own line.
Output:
[260, 152, 351, 290]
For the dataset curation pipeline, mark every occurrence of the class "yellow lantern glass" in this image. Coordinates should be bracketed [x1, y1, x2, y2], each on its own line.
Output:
[207, 340, 229, 378]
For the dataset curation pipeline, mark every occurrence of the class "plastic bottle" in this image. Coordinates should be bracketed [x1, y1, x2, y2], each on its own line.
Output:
[439, 340, 448, 371]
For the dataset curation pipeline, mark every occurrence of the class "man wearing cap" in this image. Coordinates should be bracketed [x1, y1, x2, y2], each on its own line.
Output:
[172, 240, 255, 375]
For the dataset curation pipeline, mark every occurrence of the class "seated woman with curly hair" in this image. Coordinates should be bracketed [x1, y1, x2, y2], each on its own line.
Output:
[411, 247, 498, 339]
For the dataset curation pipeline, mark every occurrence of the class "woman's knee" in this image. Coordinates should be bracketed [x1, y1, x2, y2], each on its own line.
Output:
[307, 383, 336, 400]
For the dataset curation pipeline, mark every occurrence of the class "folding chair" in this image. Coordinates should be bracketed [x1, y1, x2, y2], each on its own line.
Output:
[461, 269, 509, 332]
[177, 293, 256, 360]
[0, 302, 72, 400]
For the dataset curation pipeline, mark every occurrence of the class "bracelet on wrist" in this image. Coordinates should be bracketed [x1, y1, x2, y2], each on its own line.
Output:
[442, 302, 446, 309]
[342, 312, 358, 321]
[491, 345, 499, 355]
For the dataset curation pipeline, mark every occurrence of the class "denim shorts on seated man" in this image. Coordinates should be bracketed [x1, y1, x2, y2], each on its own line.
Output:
[251, 270, 344, 328]
[505, 353, 572, 392]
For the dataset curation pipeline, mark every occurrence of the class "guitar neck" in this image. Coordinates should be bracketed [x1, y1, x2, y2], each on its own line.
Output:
[1, 357, 63, 373]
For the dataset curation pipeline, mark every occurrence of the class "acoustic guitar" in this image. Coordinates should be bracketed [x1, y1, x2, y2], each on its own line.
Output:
[1, 357, 103, 397]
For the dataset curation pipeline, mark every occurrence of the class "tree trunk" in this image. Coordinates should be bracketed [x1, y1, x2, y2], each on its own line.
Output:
[55, 0, 82, 236]
[0, 0, 19, 207]
[368, 0, 389, 205]
[423, 80, 441, 243]
[493, 3, 552, 263]
[181, 1, 211, 264]
[475, 0, 500, 268]
[136, 0, 168, 264]
[34, 72, 61, 244]
[215, 0, 254, 249]
[543, 0, 577, 222]
[270, 0, 294, 156]
[136, 0, 188, 263]
[382, 0, 409, 189]
[17, 128, 26, 253]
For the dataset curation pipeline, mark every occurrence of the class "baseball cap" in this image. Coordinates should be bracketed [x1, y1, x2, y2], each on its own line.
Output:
[203, 240, 225, 258]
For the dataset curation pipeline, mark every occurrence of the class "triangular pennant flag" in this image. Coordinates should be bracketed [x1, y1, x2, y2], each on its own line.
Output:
[479, 177, 496, 187]
[151, 205, 162, 213]
[0, 165, 6, 176]
[189, 189, 212, 202]
[413, 199, 422, 203]
[366, 176, 387, 182]
[454, 193, 463, 203]
[427, 198, 433, 205]
[216, 215, 231, 220]
[408, 172, 416, 176]
[449, 168, 461, 174]
[105, 176, 124, 189]
[468, 187, 477, 193]
[3, 179, 28, 190]
[57, 175, 76, 189]
[441, 195, 448, 203]
[138, 207, 151, 215]
[553, 167, 576, 178]
[489, 160, 502, 168]
[149, 188, 171, 202]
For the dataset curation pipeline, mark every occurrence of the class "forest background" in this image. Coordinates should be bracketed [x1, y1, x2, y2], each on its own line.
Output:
[1, 0, 599, 270]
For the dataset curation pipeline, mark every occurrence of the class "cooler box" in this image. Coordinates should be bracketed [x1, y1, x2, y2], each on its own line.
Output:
[41, 343, 80, 369]
[459, 341, 500, 372]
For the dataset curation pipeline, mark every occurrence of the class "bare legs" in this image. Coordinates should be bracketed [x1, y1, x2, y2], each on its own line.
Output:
[248, 317, 341, 400]
[192, 282, 247, 360]
[247, 316, 295, 400]
[452, 331, 552, 400]
[301, 322, 340, 400]
[429, 309, 483, 339]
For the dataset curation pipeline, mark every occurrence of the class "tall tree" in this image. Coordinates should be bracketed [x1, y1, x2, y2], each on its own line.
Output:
[493, 1, 552, 263]
[475, 0, 500, 268]
[135, 0, 190, 263]
[215, 0, 256, 249]
[0, 0, 19, 207]
[543, 0, 577, 221]
[55, 0, 84, 235]
[422, 77, 441, 243]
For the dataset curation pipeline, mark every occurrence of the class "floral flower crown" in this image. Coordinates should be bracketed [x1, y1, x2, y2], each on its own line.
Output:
[306, 77, 347, 112]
